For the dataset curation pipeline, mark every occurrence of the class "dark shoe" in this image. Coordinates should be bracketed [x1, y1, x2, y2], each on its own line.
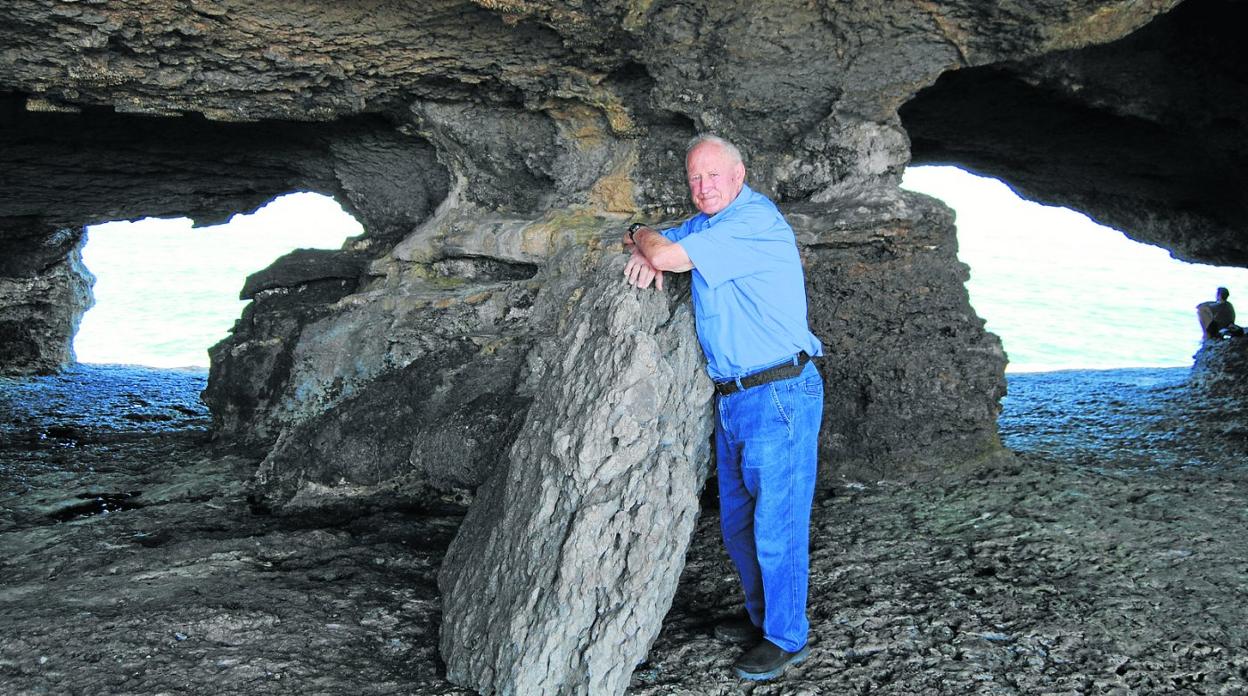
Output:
[732, 639, 809, 681]
[713, 613, 763, 644]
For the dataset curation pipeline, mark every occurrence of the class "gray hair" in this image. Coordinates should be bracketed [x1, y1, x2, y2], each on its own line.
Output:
[687, 134, 744, 165]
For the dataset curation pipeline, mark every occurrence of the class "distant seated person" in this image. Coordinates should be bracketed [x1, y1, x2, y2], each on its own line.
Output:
[1197, 287, 1244, 340]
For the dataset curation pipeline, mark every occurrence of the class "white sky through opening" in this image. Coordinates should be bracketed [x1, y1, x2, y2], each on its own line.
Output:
[901, 165, 1248, 372]
[75, 192, 363, 368]
[74, 172, 1248, 372]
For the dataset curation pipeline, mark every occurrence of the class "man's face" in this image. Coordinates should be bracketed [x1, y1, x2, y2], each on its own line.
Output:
[686, 142, 746, 216]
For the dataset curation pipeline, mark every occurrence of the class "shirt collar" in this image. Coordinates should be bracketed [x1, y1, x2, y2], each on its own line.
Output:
[705, 183, 753, 224]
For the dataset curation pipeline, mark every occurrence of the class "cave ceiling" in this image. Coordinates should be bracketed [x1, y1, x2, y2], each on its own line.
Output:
[0, 0, 1188, 232]
[4, 0, 1244, 270]
[902, 0, 1248, 268]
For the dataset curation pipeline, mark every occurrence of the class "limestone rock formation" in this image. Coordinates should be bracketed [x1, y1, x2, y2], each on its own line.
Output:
[1190, 338, 1248, 397]
[3, 0, 1224, 485]
[0, 228, 93, 375]
[251, 293, 536, 510]
[902, 0, 1248, 267]
[438, 244, 713, 696]
[797, 190, 1008, 481]
[5, 1, 1248, 691]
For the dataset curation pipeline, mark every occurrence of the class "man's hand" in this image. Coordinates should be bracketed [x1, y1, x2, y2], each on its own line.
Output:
[627, 225, 693, 275]
[624, 249, 665, 290]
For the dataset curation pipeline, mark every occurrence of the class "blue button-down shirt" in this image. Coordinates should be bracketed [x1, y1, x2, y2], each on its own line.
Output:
[663, 185, 823, 381]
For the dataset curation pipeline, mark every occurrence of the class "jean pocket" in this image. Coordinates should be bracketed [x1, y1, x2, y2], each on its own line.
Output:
[768, 384, 793, 430]
[802, 376, 823, 397]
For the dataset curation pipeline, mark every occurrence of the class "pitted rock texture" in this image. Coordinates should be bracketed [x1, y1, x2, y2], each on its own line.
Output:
[797, 190, 1008, 482]
[203, 276, 364, 447]
[437, 245, 713, 696]
[1, 97, 448, 377]
[2, 0, 1179, 209]
[0, 1, 1191, 228]
[0, 97, 448, 238]
[254, 336, 532, 512]
[6, 1, 1248, 692]
[6, 366, 1248, 695]
[206, 224, 546, 508]
[1189, 337, 1248, 398]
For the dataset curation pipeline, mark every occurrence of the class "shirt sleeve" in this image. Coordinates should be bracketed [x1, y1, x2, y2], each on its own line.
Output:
[676, 205, 784, 289]
[661, 217, 697, 243]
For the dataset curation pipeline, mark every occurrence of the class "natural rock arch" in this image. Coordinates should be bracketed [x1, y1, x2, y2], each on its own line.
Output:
[5, 1, 1247, 693]
[899, 0, 1248, 268]
[0, 95, 450, 374]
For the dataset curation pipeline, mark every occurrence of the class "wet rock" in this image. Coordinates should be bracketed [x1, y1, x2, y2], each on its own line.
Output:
[437, 244, 713, 696]
[1003, 366, 1248, 470]
[0, 364, 208, 445]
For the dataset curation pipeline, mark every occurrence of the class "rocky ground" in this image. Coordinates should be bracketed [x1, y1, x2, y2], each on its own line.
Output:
[3, 364, 1248, 695]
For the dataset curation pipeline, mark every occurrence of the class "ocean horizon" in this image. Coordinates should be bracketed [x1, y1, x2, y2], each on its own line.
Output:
[73, 168, 1248, 373]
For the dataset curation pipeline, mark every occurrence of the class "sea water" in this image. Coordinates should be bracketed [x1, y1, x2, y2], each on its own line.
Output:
[901, 167, 1248, 372]
[75, 192, 361, 368]
[74, 170, 1248, 372]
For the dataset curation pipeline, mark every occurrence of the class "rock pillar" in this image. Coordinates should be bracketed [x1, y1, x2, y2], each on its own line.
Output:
[437, 243, 713, 696]
[0, 227, 94, 375]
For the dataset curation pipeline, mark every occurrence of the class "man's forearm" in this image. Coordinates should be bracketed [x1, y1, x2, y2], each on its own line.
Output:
[628, 226, 694, 273]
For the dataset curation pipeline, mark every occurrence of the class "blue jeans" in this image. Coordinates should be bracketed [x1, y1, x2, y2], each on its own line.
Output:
[715, 360, 823, 653]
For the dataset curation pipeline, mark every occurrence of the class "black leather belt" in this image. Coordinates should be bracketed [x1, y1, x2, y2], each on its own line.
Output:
[714, 353, 811, 396]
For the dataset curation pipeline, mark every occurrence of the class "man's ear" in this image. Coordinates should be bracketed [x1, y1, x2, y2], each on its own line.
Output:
[734, 160, 746, 183]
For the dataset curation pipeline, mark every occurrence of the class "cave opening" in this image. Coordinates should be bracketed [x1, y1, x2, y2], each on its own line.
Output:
[901, 165, 1248, 373]
[74, 192, 363, 369]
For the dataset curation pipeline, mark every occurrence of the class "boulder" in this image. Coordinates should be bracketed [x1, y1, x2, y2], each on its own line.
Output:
[437, 243, 713, 696]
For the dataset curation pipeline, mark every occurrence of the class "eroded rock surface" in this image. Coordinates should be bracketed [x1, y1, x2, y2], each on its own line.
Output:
[797, 190, 1008, 482]
[2, 0, 1224, 488]
[438, 245, 713, 696]
[255, 334, 533, 512]
[1189, 337, 1248, 399]
[902, 0, 1248, 267]
[0, 228, 93, 375]
[6, 3, 1248, 691]
[5, 367, 1248, 695]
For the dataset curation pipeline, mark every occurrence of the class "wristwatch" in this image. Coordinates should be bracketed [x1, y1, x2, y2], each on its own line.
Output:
[628, 222, 646, 243]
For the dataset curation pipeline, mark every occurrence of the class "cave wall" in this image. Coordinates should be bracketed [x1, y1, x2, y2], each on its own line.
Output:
[0, 92, 450, 376]
[0, 227, 93, 374]
[0, 0, 1207, 485]
[798, 192, 1008, 480]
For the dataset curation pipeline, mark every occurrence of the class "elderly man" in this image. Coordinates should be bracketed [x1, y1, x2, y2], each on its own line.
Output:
[623, 134, 824, 681]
